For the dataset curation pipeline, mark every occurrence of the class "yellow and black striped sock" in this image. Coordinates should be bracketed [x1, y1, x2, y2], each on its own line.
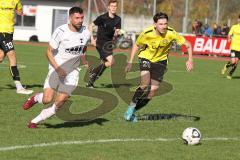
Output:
[229, 64, 237, 76]
[226, 61, 233, 68]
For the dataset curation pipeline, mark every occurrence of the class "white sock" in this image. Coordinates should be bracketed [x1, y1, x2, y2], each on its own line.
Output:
[130, 102, 136, 108]
[14, 81, 24, 90]
[34, 93, 43, 104]
[31, 103, 57, 124]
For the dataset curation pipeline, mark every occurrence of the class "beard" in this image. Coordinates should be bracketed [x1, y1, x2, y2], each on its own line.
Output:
[73, 24, 82, 31]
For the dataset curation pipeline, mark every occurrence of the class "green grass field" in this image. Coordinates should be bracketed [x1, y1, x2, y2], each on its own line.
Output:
[0, 43, 240, 160]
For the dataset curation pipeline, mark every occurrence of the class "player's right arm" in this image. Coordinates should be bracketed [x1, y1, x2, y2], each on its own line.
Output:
[46, 46, 66, 77]
[125, 31, 145, 73]
[89, 15, 103, 46]
[125, 43, 140, 73]
[48, 28, 67, 77]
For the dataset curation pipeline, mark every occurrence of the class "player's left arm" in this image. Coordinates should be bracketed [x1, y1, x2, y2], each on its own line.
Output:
[90, 15, 102, 46]
[15, 0, 23, 16]
[174, 31, 193, 72]
[80, 46, 89, 69]
[88, 23, 97, 46]
[184, 40, 193, 72]
[227, 26, 234, 42]
[114, 29, 121, 37]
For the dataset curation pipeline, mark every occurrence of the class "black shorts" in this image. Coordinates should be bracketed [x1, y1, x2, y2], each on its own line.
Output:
[0, 33, 15, 54]
[96, 41, 114, 60]
[139, 58, 167, 82]
[230, 50, 240, 59]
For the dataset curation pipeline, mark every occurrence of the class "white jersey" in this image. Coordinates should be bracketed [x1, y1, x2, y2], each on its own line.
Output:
[49, 24, 90, 68]
[44, 24, 90, 94]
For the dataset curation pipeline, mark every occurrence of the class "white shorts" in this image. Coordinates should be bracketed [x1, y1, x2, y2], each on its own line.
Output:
[44, 67, 80, 95]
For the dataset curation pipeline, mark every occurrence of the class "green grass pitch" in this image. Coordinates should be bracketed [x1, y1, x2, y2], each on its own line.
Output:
[0, 43, 240, 160]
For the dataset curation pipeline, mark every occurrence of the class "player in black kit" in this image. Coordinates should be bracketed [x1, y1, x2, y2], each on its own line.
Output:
[86, 0, 121, 88]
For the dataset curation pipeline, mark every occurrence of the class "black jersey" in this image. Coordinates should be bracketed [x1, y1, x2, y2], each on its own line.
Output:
[94, 12, 121, 46]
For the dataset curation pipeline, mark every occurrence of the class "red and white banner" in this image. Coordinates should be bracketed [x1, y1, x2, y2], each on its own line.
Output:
[182, 36, 230, 56]
[23, 5, 37, 16]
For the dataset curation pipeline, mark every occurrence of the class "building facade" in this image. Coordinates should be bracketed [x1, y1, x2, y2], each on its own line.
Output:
[14, 0, 79, 42]
[15, 0, 152, 42]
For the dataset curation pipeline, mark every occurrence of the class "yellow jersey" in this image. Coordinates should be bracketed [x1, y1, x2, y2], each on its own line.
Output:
[136, 26, 185, 62]
[0, 0, 22, 33]
[228, 24, 240, 51]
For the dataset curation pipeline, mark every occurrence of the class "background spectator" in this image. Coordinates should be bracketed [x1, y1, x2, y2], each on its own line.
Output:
[213, 23, 222, 37]
[221, 23, 230, 37]
[192, 19, 204, 36]
[204, 24, 213, 37]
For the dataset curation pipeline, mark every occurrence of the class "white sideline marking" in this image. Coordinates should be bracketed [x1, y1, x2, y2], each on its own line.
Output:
[18, 64, 26, 69]
[0, 64, 26, 69]
[203, 137, 240, 141]
[170, 70, 188, 73]
[0, 137, 239, 152]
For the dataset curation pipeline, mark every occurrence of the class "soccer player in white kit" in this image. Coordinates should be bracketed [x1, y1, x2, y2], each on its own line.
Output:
[22, 7, 90, 128]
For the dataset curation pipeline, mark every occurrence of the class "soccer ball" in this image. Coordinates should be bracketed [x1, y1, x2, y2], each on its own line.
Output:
[182, 127, 201, 145]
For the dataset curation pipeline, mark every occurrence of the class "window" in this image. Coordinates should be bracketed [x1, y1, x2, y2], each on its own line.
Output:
[15, 5, 36, 27]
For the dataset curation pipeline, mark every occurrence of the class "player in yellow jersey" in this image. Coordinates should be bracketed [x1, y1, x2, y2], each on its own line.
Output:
[124, 12, 193, 122]
[0, 0, 33, 94]
[221, 15, 240, 79]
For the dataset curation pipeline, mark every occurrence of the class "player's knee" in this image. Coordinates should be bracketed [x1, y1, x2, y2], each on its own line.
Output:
[148, 87, 159, 98]
[235, 60, 239, 64]
[110, 59, 115, 66]
[139, 85, 148, 90]
[148, 91, 155, 98]
[109, 62, 114, 67]
[231, 58, 238, 64]
[233, 62, 238, 66]
[0, 54, 4, 63]
[55, 98, 68, 108]
[152, 86, 159, 92]
[105, 61, 114, 67]
[42, 96, 53, 105]
[105, 57, 115, 67]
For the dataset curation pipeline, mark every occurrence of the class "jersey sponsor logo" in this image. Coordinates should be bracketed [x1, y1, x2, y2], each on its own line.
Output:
[162, 39, 169, 44]
[65, 45, 85, 55]
[151, 41, 159, 49]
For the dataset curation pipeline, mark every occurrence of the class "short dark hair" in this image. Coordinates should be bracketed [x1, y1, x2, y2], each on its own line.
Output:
[153, 12, 168, 23]
[69, 7, 83, 15]
[108, 0, 118, 5]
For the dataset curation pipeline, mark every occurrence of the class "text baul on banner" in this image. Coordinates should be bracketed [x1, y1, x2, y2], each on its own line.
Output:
[182, 36, 230, 56]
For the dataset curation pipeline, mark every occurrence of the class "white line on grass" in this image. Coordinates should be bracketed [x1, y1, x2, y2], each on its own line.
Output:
[0, 137, 239, 152]
[0, 64, 26, 69]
